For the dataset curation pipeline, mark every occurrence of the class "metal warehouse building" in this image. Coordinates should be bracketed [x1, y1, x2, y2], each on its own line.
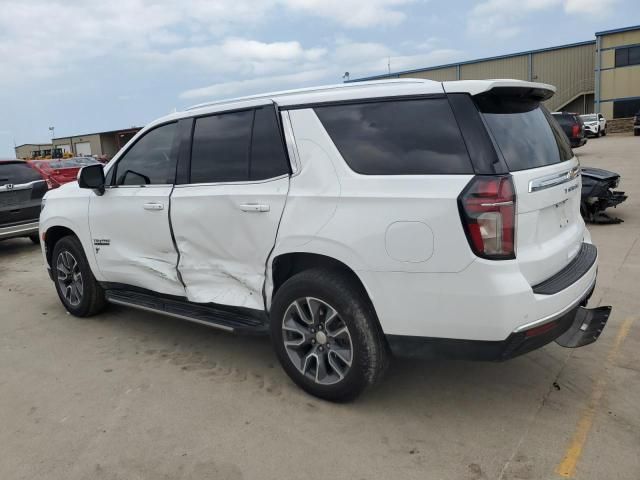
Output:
[351, 25, 640, 120]
[15, 127, 141, 160]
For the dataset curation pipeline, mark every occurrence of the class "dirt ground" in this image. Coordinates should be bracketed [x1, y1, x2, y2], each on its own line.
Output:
[1, 134, 639, 480]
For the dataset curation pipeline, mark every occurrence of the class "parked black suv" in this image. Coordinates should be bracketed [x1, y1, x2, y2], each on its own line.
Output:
[551, 112, 587, 148]
[634, 110, 640, 136]
[0, 160, 47, 243]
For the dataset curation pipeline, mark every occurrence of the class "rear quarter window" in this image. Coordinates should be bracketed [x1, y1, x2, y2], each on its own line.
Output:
[0, 162, 42, 185]
[314, 98, 473, 175]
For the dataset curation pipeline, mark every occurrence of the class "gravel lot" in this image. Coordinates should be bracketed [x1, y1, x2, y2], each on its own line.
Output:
[1, 134, 639, 480]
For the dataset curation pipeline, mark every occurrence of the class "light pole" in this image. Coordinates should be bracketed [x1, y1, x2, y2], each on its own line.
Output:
[48, 126, 55, 158]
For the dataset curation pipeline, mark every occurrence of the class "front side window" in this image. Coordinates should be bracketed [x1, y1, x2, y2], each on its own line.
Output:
[314, 98, 473, 175]
[113, 122, 177, 185]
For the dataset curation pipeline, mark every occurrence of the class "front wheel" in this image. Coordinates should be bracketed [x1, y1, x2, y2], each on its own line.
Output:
[601, 128, 606, 136]
[270, 269, 389, 401]
[52, 235, 106, 317]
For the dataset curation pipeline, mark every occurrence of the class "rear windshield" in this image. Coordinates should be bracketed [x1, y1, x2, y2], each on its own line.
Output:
[479, 100, 572, 171]
[0, 162, 42, 186]
[314, 98, 473, 175]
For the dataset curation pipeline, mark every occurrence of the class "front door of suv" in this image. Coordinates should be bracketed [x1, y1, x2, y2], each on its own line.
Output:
[89, 122, 185, 296]
[170, 103, 290, 310]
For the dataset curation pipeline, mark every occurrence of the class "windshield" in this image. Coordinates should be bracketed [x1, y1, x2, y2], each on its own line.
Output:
[581, 114, 597, 122]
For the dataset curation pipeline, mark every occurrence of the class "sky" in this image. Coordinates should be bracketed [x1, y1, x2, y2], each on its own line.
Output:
[1, 0, 639, 157]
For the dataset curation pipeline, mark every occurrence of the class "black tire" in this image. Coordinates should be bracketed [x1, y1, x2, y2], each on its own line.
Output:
[28, 233, 40, 244]
[634, 130, 639, 136]
[602, 128, 606, 136]
[270, 268, 389, 402]
[52, 235, 106, 317]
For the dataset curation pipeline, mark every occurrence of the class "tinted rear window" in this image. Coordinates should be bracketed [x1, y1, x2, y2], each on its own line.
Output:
[0, 162, 42, 186]
[314, 98, 473, 175]
[481, 105, 572, 171]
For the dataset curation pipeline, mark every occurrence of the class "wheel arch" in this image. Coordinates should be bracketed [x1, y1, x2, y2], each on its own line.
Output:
[43, 225, 78, 267]
[269, 252, 379, 325]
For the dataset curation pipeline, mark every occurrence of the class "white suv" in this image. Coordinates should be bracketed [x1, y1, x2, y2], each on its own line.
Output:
[580, 113, 607, 137]
[40, 79, 611, 401]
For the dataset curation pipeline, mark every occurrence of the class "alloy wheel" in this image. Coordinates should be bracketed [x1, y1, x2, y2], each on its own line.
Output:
[282, 297, 354, 385]
[56, 250, 83, 307]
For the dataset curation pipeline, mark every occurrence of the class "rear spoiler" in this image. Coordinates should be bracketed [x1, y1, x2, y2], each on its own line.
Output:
[443, 79, 555, 101]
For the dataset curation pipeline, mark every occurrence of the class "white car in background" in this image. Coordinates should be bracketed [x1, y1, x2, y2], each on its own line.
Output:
[580, 113, 607, 137]
[39, 79, 611, 401]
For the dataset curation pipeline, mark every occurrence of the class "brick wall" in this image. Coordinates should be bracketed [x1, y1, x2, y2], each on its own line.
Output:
[606, 117, 634, 134]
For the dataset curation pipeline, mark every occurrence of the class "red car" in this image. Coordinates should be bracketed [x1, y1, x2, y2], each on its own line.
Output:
[28, 157, 101, 189]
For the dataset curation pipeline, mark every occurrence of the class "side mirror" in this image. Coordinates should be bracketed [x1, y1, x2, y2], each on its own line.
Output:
[78, 164, 105, 195]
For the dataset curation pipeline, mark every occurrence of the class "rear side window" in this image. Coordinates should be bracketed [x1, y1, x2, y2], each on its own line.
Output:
[479, 101, 572, 171]
[0, 162, 42, 186]
[191, 110, 253, 183]
[114, 122, 177, 185]
[250, 107, 289, 180]
[189, 106, 289, 184]
[314, 98, 473, 175]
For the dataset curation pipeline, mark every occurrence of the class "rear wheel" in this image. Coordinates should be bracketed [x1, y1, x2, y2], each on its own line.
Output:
[52, 235, 106, 317]
[270, 269, 389, 401]
[601, 127, 606, 136]
[28, 233, 40, 244]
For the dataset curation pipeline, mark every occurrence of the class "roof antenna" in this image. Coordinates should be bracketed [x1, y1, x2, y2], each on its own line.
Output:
[387, 57, 391, 74]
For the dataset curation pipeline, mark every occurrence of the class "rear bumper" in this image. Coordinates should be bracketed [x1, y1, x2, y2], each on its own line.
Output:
[386, 292, 611, 361]
[0, 220, 39, 240]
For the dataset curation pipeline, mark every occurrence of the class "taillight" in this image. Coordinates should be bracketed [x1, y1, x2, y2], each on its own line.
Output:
[572, 124, 580, 137]
[458, 175, 516, 260]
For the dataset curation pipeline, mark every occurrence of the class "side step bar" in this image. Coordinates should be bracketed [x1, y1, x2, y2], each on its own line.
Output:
[104, 288, 268, 335]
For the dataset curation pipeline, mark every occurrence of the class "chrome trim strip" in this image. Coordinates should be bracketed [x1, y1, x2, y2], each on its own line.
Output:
[107, 298, 235, 332]
[528, 166, 580, 193]
[281, 110, 302, 176]
[0, 221, 39, 239]
[0, 179, 44, 193]
[513, 273, 597, 333]
[480, 200, 513, 207]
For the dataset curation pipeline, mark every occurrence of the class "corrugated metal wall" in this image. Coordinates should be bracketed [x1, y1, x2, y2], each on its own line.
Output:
[399, 67, 457, 82]
[533, 43, 595, 112]
[460, 56, 528, 81]
[601, 29, 640, 49]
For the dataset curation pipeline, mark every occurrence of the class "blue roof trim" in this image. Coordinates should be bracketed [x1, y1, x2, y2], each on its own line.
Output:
[596, 25, 640, 36]
[347, 40, 596, 83]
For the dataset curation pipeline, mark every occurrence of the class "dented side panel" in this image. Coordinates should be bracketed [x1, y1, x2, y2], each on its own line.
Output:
[88, 185, 185, 297]
[170, 177, 289, 309]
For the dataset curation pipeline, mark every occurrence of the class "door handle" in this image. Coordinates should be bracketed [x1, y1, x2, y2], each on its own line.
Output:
[143, 202, 164, 211]
[239, 203, 270, 212]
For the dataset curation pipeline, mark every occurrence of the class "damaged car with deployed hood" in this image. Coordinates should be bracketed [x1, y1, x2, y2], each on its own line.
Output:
[39, 79, 611, 401]
[580, 167, 627, 224]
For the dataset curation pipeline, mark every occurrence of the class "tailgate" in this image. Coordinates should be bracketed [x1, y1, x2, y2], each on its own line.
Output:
[475, 88, 587, 286]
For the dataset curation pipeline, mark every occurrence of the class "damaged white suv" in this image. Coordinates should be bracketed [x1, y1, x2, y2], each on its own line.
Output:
[40, 79, 611, 401]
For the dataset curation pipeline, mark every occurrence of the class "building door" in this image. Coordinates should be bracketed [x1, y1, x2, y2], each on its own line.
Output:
[75, 142, 91, 156]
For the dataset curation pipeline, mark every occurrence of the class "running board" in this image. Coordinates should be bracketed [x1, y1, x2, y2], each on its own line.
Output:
[104, 288, 268, 335]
